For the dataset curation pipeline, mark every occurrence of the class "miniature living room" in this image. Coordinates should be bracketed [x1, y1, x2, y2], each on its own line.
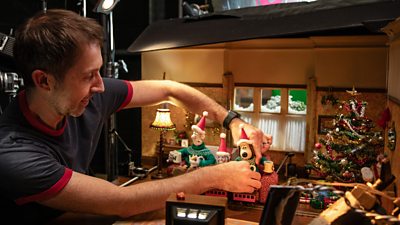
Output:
[137, 38, 396, 223]
[133, 1, 400, 224]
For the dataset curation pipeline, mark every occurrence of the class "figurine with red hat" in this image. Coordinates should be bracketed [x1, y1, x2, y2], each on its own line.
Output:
[168, 111, 216, 173]
[234, 124, 278, 204]
[216, 133, 231, 164]
[235, 124, 269, 172]
[204, 132, 231, 198]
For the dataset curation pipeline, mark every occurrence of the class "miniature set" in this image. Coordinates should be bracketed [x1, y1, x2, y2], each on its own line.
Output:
[167, 112, 278, 205]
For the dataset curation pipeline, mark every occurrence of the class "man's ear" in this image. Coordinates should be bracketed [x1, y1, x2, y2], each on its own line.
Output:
[31, 70, 51, 91]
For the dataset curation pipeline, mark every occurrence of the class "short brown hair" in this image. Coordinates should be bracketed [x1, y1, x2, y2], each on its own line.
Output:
[13, 9, 104, 88]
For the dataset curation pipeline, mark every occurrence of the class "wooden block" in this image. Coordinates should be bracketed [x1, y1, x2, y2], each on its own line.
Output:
[351, 186, 377, 210]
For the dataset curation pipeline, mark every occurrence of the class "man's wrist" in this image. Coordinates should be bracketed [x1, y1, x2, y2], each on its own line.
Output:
[223, 110, 241, 130]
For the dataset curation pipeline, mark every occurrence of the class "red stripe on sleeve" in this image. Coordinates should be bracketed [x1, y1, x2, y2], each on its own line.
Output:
[117, 80, 133, 112]
[15, 168, 73, 205]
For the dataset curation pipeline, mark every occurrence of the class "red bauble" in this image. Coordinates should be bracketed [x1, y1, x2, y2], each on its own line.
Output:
[315, 143, 322, 149]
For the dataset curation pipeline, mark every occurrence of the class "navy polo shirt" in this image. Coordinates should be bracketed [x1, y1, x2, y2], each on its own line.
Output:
[0, 78, 133, 224]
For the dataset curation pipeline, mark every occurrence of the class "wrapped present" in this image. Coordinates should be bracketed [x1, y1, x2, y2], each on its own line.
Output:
[259, 172, 279, 204]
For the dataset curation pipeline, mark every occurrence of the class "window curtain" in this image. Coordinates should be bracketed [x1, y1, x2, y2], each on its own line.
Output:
[284, 115, 306, 152]
[252, 114, 305, 152]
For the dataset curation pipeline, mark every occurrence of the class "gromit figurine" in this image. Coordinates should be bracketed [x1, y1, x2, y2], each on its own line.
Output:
[168, 111, 216, 174]
[234, 124, 278, 204]
[235, 124, 269, 172]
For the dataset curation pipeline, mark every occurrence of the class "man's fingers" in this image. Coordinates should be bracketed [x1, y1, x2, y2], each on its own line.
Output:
[255, 153, 262, 165]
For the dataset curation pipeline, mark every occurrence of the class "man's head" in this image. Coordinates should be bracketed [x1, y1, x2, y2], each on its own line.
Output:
[13, 9, 104, 89]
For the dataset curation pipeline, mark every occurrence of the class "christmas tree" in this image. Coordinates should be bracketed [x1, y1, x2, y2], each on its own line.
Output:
[312, 87, 384, 183]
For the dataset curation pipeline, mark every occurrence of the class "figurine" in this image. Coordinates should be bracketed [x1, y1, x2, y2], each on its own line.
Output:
[235, 124, 268, 172]
[216, 133, 230, 164]
[205, 132, 230, 198]
[168, 111, 216, 175]
[233, 124, 278, 204]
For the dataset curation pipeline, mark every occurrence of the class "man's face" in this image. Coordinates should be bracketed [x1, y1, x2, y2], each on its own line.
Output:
[48, 43, 104, 117]
[191, 130, 205, 146]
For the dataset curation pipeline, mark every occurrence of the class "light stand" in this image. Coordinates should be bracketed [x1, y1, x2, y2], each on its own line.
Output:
[94, 0, 127, 182]
[41, 0, 47, 13]
[0, 72, 23, 115]
[111, 129, 133, 172]
[77, 0, 87, 17]
[150, 108, 176, 179]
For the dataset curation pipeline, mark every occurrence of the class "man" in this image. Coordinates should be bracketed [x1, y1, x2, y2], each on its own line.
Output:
[0, 9, 272, 224]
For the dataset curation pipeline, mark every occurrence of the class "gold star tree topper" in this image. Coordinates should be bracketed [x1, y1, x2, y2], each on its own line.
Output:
[346, 85, 361, 96]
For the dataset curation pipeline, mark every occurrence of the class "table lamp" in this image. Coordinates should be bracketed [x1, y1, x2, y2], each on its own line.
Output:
[150, 108, 176, 179]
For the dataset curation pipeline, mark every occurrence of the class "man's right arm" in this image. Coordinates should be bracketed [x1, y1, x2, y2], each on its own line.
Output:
[40, 161, 260, 218]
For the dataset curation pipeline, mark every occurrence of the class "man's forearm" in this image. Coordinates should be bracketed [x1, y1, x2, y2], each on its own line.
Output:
[165, 81, 228, 124]
[128, 80, 228, 125]
[121, 165, 217, 216]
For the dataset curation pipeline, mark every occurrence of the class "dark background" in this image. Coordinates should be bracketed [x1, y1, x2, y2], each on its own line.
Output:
[0, 0, 209, 176]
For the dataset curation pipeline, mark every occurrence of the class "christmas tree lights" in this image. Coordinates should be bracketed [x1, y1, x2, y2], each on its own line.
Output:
[312, 87, 384, 183]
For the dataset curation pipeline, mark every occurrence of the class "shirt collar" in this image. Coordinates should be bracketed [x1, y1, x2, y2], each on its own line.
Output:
[18, 90, 66, 136]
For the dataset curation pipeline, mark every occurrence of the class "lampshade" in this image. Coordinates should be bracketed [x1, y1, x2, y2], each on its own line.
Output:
[94, 0, 120, 14]
[150, 108, 176, 130]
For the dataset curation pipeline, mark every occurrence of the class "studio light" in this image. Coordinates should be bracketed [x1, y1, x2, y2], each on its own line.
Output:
[94, 0, 120, 14]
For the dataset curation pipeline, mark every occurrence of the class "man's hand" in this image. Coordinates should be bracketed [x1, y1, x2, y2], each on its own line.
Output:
[208, 161, 261, 193]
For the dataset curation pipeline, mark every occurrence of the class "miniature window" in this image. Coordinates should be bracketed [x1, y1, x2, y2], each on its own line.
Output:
[261, 89, 281, 113]
[288, 89, 307, 115]
[233, 87, 254, 112]
[232, 87, 307, 152]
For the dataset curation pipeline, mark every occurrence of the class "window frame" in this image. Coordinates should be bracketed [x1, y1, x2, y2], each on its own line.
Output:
[233, 86, 307, 152]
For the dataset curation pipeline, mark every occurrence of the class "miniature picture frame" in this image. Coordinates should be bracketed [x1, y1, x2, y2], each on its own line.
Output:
[181, 139, 189, 147]
[169, 138, 176, 145]
[318, 115, 336, 134]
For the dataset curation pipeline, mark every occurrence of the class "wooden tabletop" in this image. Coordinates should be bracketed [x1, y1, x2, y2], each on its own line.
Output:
[47, 175, 320, 225]
[47, 202, 318, 225]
